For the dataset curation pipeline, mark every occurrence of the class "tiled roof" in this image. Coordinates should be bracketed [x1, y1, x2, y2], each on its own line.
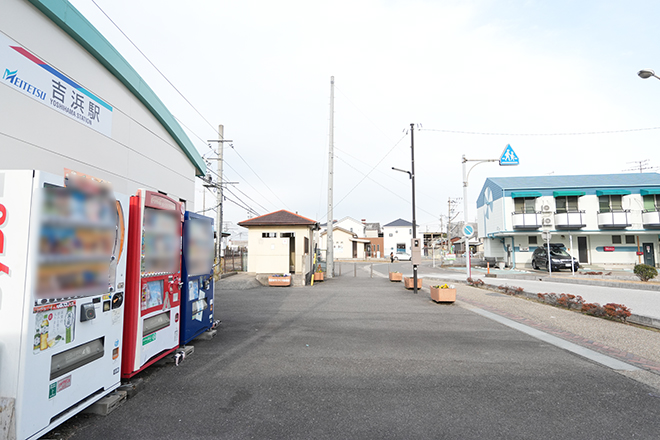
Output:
[477, 173, 660, 208]
[485, 173, 660, 190]
[238, 210, 317, 227]
[383, 218, 412, 227]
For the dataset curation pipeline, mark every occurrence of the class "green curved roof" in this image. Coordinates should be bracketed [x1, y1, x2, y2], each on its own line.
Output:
[29, 0, 206, 176]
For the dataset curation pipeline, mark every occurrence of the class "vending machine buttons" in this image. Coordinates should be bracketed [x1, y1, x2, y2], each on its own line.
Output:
[80, 303, 96, 322]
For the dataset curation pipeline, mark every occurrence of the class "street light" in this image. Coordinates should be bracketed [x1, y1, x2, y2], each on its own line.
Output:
[638, 69, 660, 80]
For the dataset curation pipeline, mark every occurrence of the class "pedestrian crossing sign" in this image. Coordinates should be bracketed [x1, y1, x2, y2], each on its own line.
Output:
[499, 144, 519, 166]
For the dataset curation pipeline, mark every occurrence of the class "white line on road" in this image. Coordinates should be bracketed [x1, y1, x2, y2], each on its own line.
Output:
[466, 306, 639, 372]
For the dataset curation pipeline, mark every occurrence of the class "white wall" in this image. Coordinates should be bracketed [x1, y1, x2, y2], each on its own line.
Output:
[383, 225, 413, 254]
[335, 217, 365, 236]
[246, 225, 313, 274]
[0, 0, 196, 204]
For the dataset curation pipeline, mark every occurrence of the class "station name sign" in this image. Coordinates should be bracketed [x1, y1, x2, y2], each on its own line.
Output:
[0, 32, 113, 137]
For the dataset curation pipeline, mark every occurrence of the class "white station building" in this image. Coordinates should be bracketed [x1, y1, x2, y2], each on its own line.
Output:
[476, 173, 660, 269]
[1, 0, 205, 204]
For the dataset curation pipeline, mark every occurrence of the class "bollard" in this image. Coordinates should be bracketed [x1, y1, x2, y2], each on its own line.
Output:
[487, 262, 490, 275]
[354, 263, 357, 277]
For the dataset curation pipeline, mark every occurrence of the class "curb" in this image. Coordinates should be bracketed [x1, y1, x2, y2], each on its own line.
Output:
[424, 275, 660, 331]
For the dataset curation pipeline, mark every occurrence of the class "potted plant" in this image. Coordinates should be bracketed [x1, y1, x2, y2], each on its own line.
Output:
[404, 277, 422, 289]
[268, 274, 291, 287]
[389, 271, 402, 282]
[430, 283, 456, 303]
[313, 266, 324, 282]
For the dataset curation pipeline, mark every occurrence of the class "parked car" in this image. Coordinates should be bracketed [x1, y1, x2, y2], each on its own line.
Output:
[394, 251, 411, 261]
[531, 244, 579, 271]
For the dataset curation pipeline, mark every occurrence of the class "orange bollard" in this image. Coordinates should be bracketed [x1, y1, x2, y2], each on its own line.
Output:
[487, 262, 490, 274]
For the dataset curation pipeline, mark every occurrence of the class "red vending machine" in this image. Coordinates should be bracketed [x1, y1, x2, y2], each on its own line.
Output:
[121, 190, 183, 378]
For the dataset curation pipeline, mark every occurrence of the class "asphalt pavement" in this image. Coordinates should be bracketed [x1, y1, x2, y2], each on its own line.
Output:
[50, 267, 660, 440]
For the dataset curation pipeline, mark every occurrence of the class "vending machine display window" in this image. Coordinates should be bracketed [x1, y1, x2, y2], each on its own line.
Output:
[142, 207, 180, 275]
[142, 279, 164, 310]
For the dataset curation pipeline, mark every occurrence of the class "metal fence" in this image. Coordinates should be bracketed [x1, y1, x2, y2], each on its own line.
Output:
[222, 247, 247, 272]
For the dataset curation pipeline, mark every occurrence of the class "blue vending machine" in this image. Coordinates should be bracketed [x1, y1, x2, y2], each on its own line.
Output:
[180, 211, 216, 345]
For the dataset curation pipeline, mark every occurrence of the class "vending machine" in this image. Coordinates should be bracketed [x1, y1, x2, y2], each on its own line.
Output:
[180, 212, 216, 346]
[121, 189, 183, 378]
[0, 170, 128, 440]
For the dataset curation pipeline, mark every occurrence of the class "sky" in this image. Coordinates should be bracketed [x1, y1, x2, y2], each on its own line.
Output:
[69, 0, 660, 238]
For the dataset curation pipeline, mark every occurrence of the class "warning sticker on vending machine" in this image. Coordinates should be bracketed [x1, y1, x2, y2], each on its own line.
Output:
[32, 301, 75, 354]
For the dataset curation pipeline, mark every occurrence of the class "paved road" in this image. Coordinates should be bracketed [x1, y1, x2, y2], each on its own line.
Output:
[379, 262, 660, 322]
[55, 270, 660, 440]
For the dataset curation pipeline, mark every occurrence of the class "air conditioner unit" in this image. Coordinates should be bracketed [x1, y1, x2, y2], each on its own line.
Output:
[542, 204, 551, 212]
[542, 217, 552, 225]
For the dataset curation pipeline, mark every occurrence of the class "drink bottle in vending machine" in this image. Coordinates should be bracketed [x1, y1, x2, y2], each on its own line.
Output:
[121, 189, 183, 378]
[180, 212, 216, 345]
[0, 170, 128, 440]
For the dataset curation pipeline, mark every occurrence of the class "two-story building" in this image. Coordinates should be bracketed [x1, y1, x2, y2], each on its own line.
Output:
[476, 173, 660, 269]
[383, 218, 415, 255]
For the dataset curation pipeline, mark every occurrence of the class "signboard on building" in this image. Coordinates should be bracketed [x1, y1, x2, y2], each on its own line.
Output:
[0, 32, 113, 137]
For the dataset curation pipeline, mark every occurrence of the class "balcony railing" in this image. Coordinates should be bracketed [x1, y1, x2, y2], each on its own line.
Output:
[554, 211, 586, 229]
[512, 212, 541, 229]
[643, 209, 660, 228]
[597, 210, 630, 228]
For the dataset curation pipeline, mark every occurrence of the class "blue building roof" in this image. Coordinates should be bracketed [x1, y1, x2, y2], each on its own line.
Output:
[476, 173, 660, 208]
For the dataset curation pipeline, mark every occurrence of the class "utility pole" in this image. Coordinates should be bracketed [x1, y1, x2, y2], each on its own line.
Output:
[207, 125, 232, 277]
[216, 124, 224, 274]
[410, 123, 418, 294]
[326, 76, 335, 278]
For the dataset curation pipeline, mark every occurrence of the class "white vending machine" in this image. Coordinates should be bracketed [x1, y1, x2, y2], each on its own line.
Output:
[0, 170, 129, 440]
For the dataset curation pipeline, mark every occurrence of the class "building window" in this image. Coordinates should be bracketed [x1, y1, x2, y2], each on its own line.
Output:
[514, 197, 536, 214]
[612, 235, 622, 244]
[556, 196, 579, 213]
[281, 232, 295, 238]
[599, 195, 623, 213]
[262, 232, 276, 238]
[304, 237, 309, 253]
[625, 235, 635, 244]
[528, 236, 538, 245]
[396, 243, 405, 252]
[409, 229, 412, 234]
[376, 245, 380, 251]
[643, 194, 660, 211]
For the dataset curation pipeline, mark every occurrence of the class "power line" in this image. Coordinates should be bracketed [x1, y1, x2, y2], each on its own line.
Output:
[91, 0, 222, 138]
[420, 126, 660, 136]
[319, 133, 407, 221]
[92, 1, 289, 218]
[334, 154, 438, 219]
[227, 143, 290, 209]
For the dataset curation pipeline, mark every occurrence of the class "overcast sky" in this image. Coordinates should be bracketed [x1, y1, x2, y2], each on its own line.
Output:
[69, 0, 660, 237]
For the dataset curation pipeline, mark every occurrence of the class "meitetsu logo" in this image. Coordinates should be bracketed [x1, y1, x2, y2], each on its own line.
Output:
[3, 68, 46, 100]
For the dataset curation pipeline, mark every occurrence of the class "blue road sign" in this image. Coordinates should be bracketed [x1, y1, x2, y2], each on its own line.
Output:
[463, 224, 474, 237]
[499, 144, 519, 166]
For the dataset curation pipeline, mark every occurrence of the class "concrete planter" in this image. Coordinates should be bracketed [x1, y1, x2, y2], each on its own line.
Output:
[389, 272, 402, 282]
[268, 275, 291, 287]
[430, 286, 456, 303]
[404, 277, 422, 290]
